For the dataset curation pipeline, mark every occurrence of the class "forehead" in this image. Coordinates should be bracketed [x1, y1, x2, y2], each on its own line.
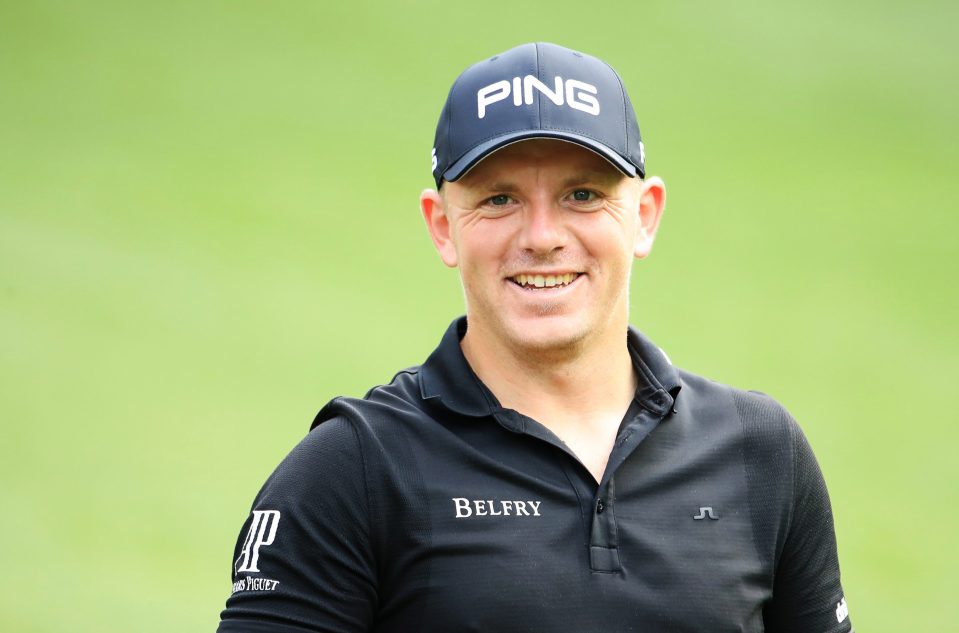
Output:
[454, 139, 628, 190]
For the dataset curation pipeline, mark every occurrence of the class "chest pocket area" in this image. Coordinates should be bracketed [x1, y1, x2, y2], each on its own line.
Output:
[612, 452, 769, 632]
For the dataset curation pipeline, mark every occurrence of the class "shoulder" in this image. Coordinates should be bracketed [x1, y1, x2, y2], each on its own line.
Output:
[672, 367, 811, 505]
[675, 367, 800, 444]
[287, 365, 437, 486]
[310, 365, 430, 435]
[256, 415, 366, 504]
[672, 368, 818, 567]
[255, 368, 426, 497]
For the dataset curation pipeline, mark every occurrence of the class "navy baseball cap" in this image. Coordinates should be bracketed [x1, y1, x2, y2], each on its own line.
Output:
[431, 42, 646, 188]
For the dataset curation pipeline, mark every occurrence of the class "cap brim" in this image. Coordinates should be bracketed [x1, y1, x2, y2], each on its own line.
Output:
[442, 131, 641, 184]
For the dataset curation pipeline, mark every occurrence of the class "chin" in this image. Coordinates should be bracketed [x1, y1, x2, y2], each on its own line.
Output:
[499, 313, 592, 353]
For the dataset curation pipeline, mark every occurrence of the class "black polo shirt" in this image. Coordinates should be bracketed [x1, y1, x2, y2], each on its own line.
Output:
[218, 317, 852, 632]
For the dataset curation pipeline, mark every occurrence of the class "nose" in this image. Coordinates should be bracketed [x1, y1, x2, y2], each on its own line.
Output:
[517, 200, 567, 255]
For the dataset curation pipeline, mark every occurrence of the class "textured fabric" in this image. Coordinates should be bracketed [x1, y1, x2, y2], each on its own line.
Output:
[217, 317, 852, 632]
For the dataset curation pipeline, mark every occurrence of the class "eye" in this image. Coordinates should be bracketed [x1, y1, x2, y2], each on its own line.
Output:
[488, 194, 512, 206]
[565, 189, 604, 211]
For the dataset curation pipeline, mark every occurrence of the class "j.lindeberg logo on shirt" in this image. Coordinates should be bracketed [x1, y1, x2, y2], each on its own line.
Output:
[452, 497, 542, 518]
[693, 507, 719, 520]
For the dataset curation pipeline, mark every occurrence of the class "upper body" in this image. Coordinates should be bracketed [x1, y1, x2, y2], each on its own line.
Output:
[217, 42, 852, 632]
[218, 317, 850, 633]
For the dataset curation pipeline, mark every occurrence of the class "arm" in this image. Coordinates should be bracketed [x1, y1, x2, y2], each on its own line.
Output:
[763, 418, 853, 632]
[216, 417, 377, 633]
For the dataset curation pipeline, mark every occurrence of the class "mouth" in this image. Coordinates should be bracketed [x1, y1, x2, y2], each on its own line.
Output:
[508, 272, 582, 289]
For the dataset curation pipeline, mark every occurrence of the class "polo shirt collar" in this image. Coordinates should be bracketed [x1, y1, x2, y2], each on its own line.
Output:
[626, 324, 682, 415]
[420, 316, 682, 418]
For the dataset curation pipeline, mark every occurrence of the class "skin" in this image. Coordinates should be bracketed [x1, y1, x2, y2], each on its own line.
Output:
[420, 139, 666, 482]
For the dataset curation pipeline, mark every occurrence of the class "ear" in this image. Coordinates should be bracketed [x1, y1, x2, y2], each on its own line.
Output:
[420, 188, 458, 267]
[633, 176, 666, 259]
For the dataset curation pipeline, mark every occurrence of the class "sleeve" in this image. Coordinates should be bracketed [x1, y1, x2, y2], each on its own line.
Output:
[763, 418, 853, 633]
[216, 416, 377, 633]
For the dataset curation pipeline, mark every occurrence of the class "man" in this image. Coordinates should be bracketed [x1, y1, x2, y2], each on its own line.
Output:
[218, 42, 852, 632]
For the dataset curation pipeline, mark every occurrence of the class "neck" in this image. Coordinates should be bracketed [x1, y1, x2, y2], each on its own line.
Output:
[460, 319, 636, 424]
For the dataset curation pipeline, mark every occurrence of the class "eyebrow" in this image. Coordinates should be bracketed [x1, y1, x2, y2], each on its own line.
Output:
[560, 171, 621, 188]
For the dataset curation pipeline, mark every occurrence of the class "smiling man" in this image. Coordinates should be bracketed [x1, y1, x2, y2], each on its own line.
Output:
[217, 43, 852, 632]
[420, 139, 663, 483]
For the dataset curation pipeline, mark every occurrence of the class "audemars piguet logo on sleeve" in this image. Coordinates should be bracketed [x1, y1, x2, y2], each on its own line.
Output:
[452, 497, 542, 518]
[232, 510, 282, 595]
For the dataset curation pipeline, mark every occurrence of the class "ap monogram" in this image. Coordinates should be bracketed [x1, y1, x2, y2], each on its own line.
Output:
[235, 510, 281, 573]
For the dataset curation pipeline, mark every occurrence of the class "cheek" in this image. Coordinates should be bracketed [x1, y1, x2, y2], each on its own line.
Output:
[457, 223, 511, 269]
[453, 241, 498, 300]
[574, 218, 636, 263]
[454, 240, 484, 275]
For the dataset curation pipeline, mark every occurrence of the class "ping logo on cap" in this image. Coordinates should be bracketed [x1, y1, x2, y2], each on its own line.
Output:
[477, 75, 600, 119]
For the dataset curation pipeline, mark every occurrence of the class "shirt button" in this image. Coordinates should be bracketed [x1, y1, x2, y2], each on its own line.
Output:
[596, 499, 606, 514]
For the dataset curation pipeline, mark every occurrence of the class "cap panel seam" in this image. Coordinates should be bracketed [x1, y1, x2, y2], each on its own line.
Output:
[442, 58, 485, 169]
[445, 72, 467, 169]
[534, 42, 543, 126]
[601, 58, 630, 154]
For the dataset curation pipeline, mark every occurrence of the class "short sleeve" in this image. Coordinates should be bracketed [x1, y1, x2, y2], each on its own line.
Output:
[217, 417, 377, 633]
[764, 419, 853, 632]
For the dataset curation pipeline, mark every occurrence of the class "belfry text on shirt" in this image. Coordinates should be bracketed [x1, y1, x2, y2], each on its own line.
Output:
[452, 498, 542, 518]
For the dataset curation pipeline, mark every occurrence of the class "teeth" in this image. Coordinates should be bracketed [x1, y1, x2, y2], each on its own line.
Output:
[512, 273, 579, 288]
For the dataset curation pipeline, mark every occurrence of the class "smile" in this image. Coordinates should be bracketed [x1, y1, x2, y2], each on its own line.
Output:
[509, 273, 581, 289]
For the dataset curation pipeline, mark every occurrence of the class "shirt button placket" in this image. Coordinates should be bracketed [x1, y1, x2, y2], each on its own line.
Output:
[589, 480, 621, 572]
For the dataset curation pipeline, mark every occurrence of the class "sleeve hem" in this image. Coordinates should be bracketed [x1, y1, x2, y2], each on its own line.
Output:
[217, 618, 322, 633]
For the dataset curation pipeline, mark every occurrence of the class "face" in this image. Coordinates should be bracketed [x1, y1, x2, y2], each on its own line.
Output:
[421, 139, 665, 356]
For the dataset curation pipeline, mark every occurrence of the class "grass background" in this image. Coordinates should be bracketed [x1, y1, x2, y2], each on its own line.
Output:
[1, 1, 956, 630]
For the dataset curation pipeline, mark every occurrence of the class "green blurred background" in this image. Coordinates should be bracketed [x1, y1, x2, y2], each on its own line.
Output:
[1, 0, 956, 630]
